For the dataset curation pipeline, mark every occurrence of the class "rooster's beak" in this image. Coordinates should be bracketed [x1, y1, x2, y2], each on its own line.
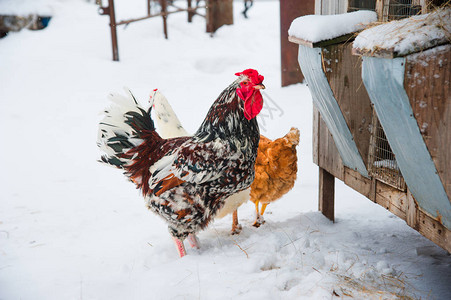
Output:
[254, 84, 265, 90]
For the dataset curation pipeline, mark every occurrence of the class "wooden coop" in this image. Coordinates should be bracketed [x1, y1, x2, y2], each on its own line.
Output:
[289, 3, 450, 252]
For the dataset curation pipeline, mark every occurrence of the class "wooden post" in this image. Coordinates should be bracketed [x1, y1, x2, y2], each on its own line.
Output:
[160, 0, 168, 39]
[187, 0, 194, 22]
[319, 167, 335, 222]
[107, 0, 119, 61]
[206, 0, 233, 34]
[147, 0, 151, 16]
[280, 0, 314, 86]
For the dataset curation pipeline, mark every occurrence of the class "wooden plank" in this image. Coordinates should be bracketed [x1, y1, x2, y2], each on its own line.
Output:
[321, 0, 333, 15]
[405, 45, 451, 203]
[289, 34, 356, 49]
[318, 113, 345, 180]
[280, 0, 314, 86]
[319, 167, 335, 222]
[338, 166, 451, 252]
[312, 106, 319, 165]
[417, 207, 451, 253]
[375, 0, 384, 21]
[318, 0, 348, 15]
[344, 167, 371, 198]
[408, 189, 451, 253]
[353, 42, 450, 59]
[339, 0, 348, 13]
[288, 36, 315, 48]
[375, 180, 408, 220]
[352, 46, 396, 59]
[315, 0, 322, 15]
[322, 42, 374, 168]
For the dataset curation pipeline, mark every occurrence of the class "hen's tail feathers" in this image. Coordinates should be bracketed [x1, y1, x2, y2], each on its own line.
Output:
[151, 89, 190, 139]
[97, 89, 156, 169]
[284, 127, 300, 146]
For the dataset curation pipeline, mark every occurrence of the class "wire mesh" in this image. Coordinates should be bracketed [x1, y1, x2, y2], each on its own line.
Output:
[368, 111, 407, 191]
[384, 0, 422, 21]
[348, 0, 424, 21]
[348, 0, 377, 12]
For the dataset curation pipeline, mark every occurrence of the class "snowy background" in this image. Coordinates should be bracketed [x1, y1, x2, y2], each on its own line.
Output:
[1, 1, 450, 299]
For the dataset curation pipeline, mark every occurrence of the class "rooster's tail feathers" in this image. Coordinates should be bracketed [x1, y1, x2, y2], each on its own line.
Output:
[151, 90, 190, 138]
[97, 88, 156, 168]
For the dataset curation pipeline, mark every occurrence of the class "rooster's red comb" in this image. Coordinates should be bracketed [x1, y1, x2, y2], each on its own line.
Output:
[235, 69, 264, 85]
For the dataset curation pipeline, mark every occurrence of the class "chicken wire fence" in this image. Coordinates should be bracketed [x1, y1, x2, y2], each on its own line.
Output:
[348, 0, 377, 12]
[348, 0, 425, 21]
[382, 0, 423, 21]
[367, 110, 407, 191]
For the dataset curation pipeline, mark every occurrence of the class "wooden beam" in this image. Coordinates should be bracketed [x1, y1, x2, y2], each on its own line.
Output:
[319, 167, 335, 222]
[289, 33, 356, 49]
[339, 166, 451, 253]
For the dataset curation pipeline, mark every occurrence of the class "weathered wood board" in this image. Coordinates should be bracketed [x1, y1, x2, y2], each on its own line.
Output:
[404, 45, 451, 203]
[315, 0, 348, 15]
[314, 108, 345, 180]
[322, 42, 374, 168]
[343, 167, 451, 252]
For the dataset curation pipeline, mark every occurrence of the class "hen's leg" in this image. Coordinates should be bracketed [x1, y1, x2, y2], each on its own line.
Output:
[231, 210, 242, 235]
[252, 201, 264, 227]
[255, 203, 268, 226]
[187, 233, 200, 249]
[260, 203, 268, 215]
[172, 237, 187, 257]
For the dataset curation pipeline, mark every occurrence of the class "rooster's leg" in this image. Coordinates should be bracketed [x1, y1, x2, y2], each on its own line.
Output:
[231, 210, 242, 235]
[252, 201, 265, 228]
[172, 236, 187, 257]
[187, 233, 200, 249]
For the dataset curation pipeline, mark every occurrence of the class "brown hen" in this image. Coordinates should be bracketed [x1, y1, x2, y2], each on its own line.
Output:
[250, 128, 300, 227]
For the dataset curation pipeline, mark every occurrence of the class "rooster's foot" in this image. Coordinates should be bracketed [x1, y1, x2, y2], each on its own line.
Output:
[231, 223, 242, 235]
[187, 233, 200, 249]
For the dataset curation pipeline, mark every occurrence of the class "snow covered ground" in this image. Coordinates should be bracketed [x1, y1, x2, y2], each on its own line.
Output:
[1, 1, 450, 299]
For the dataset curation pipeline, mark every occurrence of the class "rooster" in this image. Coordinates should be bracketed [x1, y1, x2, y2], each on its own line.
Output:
[97, 69, 265, 257]
[151, 89, 250, 234]
[151, 90, 300, 232]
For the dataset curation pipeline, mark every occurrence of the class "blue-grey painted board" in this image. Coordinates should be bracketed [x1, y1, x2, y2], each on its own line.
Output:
[298, 45, 369, 177]
[362, 57, 451, 229]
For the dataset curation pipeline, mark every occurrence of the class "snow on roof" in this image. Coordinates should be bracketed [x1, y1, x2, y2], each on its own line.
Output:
[288, 10, 377, 44]
[353, 7, 451, 57]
